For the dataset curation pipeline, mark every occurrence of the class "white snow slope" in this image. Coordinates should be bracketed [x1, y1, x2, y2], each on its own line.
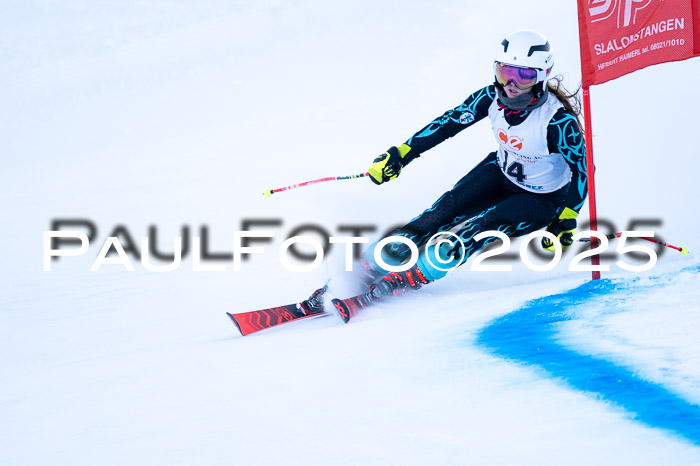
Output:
[2, 1, 700, 465]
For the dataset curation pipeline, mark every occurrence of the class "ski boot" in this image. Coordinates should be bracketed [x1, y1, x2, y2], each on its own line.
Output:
[356, 257, 383, 287]
[298, 284, 327, 316]
[357, 232, 415, 288]
[369, 265, 432, 300]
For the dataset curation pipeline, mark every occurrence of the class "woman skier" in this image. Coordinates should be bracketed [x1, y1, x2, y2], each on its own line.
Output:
[361, 29, 588, 298]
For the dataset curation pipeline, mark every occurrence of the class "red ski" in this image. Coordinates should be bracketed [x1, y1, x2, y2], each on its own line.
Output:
[331, 288, 380, 324]
[331, 276, 425, 323]
[227, 285, 327, 336]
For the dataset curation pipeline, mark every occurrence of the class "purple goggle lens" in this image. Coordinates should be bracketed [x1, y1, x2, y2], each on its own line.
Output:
[495, 63, 539, 90]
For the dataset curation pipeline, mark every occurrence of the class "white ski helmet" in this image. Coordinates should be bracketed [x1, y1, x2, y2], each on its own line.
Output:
[496, 30, 553, 72]
[494, 30, 554, 108]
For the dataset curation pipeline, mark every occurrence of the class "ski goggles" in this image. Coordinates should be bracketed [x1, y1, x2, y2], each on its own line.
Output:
[494, 62, 542, 90]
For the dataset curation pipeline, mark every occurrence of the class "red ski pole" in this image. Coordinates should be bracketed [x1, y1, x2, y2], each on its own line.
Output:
[263, 172, 369, 197]
[579, 232, 689, 255]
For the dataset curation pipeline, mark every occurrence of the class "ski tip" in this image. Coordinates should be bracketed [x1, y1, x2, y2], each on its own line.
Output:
[226, 312, 244, 335]
[331, 298, 351, 324]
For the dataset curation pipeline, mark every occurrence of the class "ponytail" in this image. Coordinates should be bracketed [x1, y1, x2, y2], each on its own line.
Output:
[547, 76, 584, 134]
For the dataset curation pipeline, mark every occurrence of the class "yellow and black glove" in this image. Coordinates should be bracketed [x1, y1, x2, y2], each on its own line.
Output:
[541, 207, 578, 252]
[368, 144, 417, 185]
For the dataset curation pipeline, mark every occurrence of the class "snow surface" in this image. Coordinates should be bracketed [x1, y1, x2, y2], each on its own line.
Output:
[2, 1, 700, 465]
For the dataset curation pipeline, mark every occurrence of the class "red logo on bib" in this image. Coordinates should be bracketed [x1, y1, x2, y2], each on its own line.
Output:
[497, 129, 523, 151]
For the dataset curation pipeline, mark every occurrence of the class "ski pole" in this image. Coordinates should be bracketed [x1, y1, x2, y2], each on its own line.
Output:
[578, 232, 689, 255]
[263, 172, 369, 197]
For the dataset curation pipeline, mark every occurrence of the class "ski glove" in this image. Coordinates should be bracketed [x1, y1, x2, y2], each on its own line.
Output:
[541, 207, 578, 252]
[368, 144, 418, 185]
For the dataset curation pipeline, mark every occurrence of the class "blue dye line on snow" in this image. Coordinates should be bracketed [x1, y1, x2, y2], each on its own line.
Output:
[477, 265, 700, 446]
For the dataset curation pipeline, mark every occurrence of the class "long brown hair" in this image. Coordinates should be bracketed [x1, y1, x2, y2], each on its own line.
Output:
[547, 76, 584, 133]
